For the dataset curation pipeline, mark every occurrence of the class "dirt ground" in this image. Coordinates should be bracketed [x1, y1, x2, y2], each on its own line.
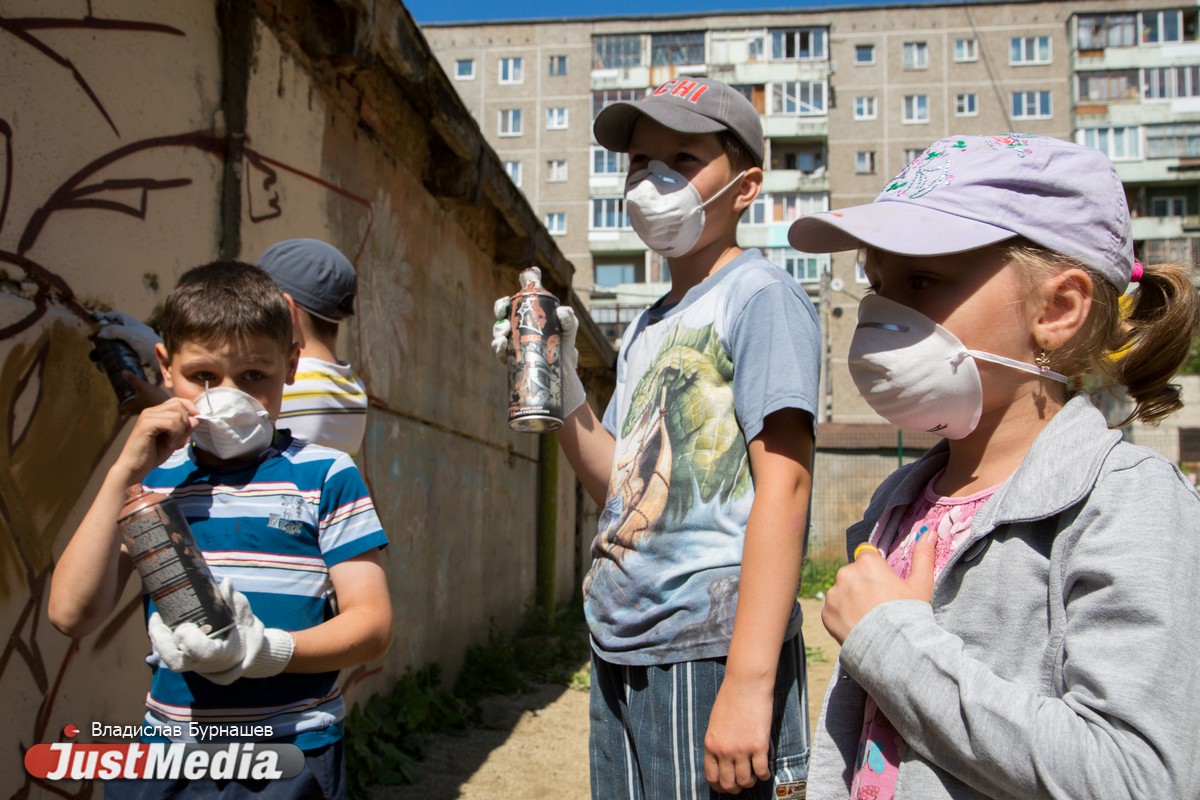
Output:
[371, 598, 838, 799]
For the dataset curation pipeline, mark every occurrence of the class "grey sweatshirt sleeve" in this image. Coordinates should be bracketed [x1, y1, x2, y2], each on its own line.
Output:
[837, 456, 1200, 800]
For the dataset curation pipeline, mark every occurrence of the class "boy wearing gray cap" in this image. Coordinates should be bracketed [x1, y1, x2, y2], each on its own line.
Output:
[257, 239, 368, 458]
[529, 77, 819, 798]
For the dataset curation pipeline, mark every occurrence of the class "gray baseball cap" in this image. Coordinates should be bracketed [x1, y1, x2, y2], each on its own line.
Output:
[787, 133, 1135, 288]
[256, 238, 357, 321]
[594, 77, 764, 166]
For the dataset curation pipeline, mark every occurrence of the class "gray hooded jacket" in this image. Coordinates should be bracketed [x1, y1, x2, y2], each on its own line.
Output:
[808, 394, 1200, 799]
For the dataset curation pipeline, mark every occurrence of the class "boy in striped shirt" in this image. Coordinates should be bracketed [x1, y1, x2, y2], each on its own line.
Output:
[50, 262, 391, 799]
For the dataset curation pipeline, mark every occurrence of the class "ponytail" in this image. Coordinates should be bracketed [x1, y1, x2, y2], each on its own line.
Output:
[1112, 261, 1200, 425]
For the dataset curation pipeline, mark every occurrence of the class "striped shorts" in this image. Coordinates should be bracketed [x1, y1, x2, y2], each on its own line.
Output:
[589, 635, 809, 800]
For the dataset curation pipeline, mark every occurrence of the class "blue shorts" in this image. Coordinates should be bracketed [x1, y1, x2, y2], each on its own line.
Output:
[590, 634, 810, 799]
[103, 741, 345, 800]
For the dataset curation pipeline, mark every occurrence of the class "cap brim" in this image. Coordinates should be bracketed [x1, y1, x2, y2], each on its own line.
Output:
[787, 200, 1018, 255]
[594, 101, 727, 152]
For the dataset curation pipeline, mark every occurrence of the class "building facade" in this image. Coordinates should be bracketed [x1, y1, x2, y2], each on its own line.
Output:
[424, 0, 1200, 424]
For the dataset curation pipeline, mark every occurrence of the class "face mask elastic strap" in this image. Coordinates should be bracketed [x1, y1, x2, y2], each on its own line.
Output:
[968, 350, 1068, 384]
[699, 170, 748, 210]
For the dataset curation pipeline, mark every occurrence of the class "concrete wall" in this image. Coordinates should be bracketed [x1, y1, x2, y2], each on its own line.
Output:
[0, 2, 612, 796]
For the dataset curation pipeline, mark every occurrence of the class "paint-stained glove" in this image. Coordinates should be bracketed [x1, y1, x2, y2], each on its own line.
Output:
[492, 297, 587, 419]
[147, 578, 294, 685]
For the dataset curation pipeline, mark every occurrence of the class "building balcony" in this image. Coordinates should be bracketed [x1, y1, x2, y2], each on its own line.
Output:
[1116, 159, 1200, 185]
[1073, 41, 1200, 71]
[736, 223, 799, 250]
[707, 60, 830, 86]
[1131, 215, 1200, 240]
[763, 115, 828, 140]
[763, 169, 828, 194]
[588, 228, 646, 252]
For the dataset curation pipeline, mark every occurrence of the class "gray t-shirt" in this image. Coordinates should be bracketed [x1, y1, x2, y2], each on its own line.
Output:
[586, 249, 821, 665]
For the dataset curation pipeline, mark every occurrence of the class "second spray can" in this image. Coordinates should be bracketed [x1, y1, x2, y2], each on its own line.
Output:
[507, 267, 563, 432]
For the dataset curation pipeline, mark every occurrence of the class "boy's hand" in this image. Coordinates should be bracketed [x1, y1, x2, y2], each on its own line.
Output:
[114, 398, 199, 483]
[822, 532, 936, 645]
[148, 579, 293, 685]
[94, 310, 162, 371]
[705, 675, 774, 794]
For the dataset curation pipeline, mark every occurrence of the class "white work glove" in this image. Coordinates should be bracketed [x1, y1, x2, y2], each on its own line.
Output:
[93, 310, 162, 371]
[147, 579, 294, 685]
[491, 296, 587, 419]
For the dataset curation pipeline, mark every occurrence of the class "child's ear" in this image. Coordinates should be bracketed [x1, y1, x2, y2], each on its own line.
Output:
[155, 342, 173, 389]
[283, 292, 306, 350]
[1034, 268, 1093, 351]
[732, 166, 763, 212]
[284, 341, 300, 385]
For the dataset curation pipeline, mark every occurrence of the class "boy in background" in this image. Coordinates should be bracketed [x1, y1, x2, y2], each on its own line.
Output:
[494, 77, 819, 798]
[257, 239, 369, 457]
[51, 261, 391, 798]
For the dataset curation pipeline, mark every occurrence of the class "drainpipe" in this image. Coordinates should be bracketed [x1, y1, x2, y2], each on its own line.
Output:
[536, 432, 558, 627]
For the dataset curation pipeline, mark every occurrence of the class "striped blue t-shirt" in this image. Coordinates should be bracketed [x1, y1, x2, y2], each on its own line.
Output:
[138, 433, 387, 750]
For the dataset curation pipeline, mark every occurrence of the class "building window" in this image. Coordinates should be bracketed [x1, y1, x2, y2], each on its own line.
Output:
[592, 146, 628, 175]
[771, 81, 826, 115]
[1141, 10, 1183, 44]
[499, 57, 524, 84]
[711, 29, 767, 64]
[545, 212, 567, 234]
[455, 59, 475, 79]
[1077, 126, 1142, 161]
[1143, 66, 1200, 100]
[1143, 238, 1200, 264]
[594, 261, 643, 287]
[591, 197, 630, 229]
[504, 160, 521, 186]
[592, 88, 643, 118]
[546, 159, 568, 182]
[854, 44, 875, 64]
[1077, 69, 1139, 102]
[854, 96, 877, 120]
[772, 192, 828, 223]
[546, 107, 568, 130]
[903, 94, 929, 123]
[770, 28, 826, 60]
[855, 151, 876, 174]
[903, 42, 928, 69]
[1150, 197, 1187, 217]
[548, 55, 567, 75]
[593, 34, 641, 69]
[1077, 13, 1136, 49]
[1010, 36, 1051, 65]
[955, 93, 978, 116]
[1011, 91, 1051, 119]
[769, 249, 829, 284]
[954, 38, 978, 62]
[739, 196, 768, 226]
[499, 108, 523, 136]
[651, 31, 704, 67]
[902, 148, 925, 164]
[1146, 122, 1200, 158]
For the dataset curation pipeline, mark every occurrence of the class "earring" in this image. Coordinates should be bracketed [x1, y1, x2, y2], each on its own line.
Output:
[1035, 348, 1052, 374]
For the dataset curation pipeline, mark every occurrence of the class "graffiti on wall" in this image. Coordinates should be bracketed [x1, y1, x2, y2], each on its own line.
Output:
[1, 7, 380, 797]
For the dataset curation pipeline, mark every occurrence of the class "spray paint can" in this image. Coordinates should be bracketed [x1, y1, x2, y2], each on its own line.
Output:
[507, 267, 563, 432]
[117, 486, 235, 638]
[89, 335, 148, 408]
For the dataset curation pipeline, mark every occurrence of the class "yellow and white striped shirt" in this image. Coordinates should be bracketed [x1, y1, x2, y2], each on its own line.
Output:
[278, 357, 367, 456]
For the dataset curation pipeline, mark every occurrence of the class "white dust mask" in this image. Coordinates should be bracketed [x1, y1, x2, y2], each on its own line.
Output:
[848, 294, 1067, 439]
[191, 386, 274, 460]
[624, 161, 745, 257]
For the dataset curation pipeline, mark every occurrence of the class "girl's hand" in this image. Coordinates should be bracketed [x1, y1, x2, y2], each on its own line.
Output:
[704, 674, 774, 794]
[113, 397, 199, 483]
[822, 531, 936, 645]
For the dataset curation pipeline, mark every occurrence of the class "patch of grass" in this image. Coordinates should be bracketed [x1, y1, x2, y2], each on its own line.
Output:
[799, 558, 843, 599]
[805, 646, 827, 663]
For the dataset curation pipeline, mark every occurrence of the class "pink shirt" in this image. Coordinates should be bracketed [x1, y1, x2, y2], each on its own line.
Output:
[848, 471, 997, 800]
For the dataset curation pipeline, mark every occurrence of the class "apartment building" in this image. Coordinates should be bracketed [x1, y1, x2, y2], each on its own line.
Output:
[423, 1, 1200, 424]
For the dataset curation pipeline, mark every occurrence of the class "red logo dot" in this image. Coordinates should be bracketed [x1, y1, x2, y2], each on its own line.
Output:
[63, 724, 78, 738]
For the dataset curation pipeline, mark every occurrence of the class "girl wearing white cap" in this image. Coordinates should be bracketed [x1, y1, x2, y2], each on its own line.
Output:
[789, 133, 1200, 799]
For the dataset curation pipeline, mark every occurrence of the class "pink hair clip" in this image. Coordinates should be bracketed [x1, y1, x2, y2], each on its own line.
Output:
[1130, 261, 1144, 283]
